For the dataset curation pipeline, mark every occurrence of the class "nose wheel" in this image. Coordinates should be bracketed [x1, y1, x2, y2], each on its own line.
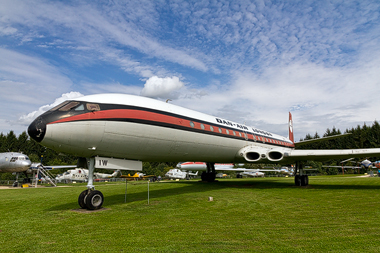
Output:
[78, 189, 104, 210]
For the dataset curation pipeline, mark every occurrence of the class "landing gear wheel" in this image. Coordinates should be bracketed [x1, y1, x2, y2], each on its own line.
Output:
[295, 175, 301, 186]
[85, 190, 104, 210]
[207, 173, 216, 182]
[201, 172, 207, 181]
[78, 190, 89, 209]
[300, 175, 309, 186]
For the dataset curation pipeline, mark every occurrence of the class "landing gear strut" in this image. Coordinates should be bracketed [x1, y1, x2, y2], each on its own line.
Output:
[294, 162, 309, 186]
[201, 162, 216, 182]
[78, 157, 104, 210]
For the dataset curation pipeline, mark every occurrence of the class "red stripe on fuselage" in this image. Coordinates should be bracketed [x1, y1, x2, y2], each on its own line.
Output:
[48, 109, 295, 148]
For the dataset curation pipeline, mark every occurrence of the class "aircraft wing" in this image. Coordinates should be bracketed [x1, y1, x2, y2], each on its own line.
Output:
[215, 168, 280, 172]
[322, 165, 361, 169]
[283, 148, 380, 163]
[30, 164, 77, 170]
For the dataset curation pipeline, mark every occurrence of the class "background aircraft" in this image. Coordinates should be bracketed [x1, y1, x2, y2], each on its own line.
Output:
[27, 93, 380, 210]
[0, 152, 32, 173]
[322, 158, 374, 174]
[238, 171, 265, 178]
[120, 172, 155, 180]
[178, 162, 277, 179]
[56, 169, 120, 182]
[0, 152, 32, 187]
[165, 169, 198, 180]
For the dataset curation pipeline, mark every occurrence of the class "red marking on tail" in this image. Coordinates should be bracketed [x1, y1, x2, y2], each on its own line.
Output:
[288, 112, 294, 143]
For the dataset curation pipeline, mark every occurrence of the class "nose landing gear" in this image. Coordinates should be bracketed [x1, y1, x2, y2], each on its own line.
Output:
[78, 189, 104, 210]
[78, 158, 104, 210]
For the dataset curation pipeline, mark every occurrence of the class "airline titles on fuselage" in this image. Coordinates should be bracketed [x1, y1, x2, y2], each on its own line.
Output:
[215, 118, 273, 137]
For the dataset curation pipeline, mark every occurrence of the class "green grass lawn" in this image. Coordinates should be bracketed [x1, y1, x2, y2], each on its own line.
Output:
[1, 176, 380, 252]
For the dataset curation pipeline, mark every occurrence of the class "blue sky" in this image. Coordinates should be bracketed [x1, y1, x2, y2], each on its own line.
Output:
[1, 0, 380, 141]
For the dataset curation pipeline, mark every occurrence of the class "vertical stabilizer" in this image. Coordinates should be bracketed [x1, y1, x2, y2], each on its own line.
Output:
[288, 112, 294, 143]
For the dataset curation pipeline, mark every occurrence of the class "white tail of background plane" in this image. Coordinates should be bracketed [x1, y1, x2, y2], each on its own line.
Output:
[288, 112, 294, 143]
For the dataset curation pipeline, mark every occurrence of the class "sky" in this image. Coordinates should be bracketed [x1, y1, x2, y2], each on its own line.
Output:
[1, 0, 380, 141]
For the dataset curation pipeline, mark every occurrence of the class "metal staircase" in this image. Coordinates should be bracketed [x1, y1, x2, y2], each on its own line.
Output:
[34, 165, 57, 187]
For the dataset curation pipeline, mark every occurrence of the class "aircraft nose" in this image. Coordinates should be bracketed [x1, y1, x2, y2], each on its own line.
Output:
[28, 116, 46, 142]
[22, 160, 32, 168]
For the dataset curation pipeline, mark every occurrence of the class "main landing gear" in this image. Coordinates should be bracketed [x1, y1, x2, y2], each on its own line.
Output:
[201, 162, 216, 182]
[78, 157, 104, 210]
[294, 162, 309, 186]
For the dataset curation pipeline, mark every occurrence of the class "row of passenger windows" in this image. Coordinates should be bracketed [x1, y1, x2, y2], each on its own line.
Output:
[188, 120, 289, 146]
[189, 121, 248, 138]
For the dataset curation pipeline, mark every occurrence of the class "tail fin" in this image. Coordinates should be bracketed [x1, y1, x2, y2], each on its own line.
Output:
[288, 112, 294, 143]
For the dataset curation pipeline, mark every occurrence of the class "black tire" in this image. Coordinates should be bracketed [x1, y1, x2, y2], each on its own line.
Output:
[207, 173, 216, 182]
[85, 190, 104, 210]
[78, 190, 89, 209]
[295, 175, 301, 186]
[300, 175, 309, 186]
[201, 172, 207, 181]
[300, 175, 306, 186]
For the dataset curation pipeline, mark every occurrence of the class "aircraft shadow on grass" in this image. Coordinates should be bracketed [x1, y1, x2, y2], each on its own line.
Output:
[46, 179, 380, 211]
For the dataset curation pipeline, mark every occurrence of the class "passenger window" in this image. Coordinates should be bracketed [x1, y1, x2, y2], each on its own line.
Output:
[201, 124, 205, 130]
[87, 103, 100, 111]
[218, 128, 222, 133]
[190, 121, 195, 128]
[210, 126, 214, 131]
[226, 129, 229, 134]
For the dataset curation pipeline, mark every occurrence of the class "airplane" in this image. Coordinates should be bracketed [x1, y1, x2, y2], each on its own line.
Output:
[177, 161, 272, 178]
[0, 152, 32, 173]
[216, 173, 228, 178]
[120, 172, 155, 180]
[0, 152, 32, 186]
[322, 158, 374, 174]
[55, 168, 120, 182]
[165, 169, 198, 179]
[238, 171, 265, 178]
[0, 152, 77, 186]
[27, 93, 380, 210]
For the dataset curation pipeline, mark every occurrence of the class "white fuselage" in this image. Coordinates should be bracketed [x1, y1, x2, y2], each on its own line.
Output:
[165, 169, 197, 179]
[55, 168, 119, 182]
[30, 94, 294, 164]
[240, 171, 265, 177]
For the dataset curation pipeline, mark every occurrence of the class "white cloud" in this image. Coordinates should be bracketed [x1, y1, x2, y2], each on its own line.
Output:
[18, 92, 84, 125]
[141, 76, 184, 99]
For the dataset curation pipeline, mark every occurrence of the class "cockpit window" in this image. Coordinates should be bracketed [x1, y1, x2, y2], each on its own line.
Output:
[59, 102, 80, 111]
[87, 103, 100, 111]
[49, 101, 70, 112]
[10, 157, 18, 162]
[74, 104, 85, 111]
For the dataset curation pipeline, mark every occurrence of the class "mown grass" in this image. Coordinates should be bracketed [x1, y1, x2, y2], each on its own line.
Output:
[1, 176, 380, 252]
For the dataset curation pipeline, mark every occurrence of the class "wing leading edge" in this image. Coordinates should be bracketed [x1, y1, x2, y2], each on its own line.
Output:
[283, 148, 380, 164]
